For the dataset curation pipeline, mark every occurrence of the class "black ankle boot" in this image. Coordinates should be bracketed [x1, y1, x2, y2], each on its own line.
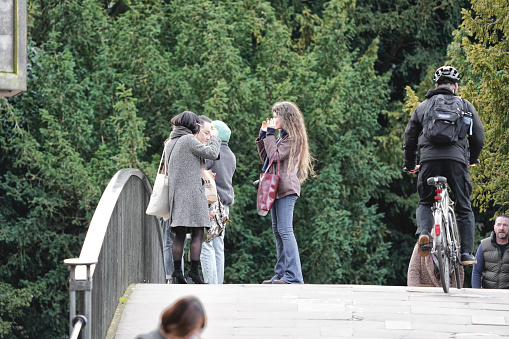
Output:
[172, 272, 187, 284]
[187, 260, 206, 284]
[172, 261, 187, 284]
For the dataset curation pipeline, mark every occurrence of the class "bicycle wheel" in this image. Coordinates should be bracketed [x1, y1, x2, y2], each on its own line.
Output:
[449, 212, 462, 289]
[437, 222, 450, 293]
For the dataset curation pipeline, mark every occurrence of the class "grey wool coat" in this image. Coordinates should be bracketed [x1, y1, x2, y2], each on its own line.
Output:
[164, 130, 221, 228]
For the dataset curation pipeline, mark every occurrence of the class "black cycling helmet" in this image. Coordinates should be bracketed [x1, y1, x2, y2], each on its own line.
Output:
[433, 66, 460, 83]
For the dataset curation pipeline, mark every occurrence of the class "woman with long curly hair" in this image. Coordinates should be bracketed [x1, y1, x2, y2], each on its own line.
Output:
[256, 101, 314, 284]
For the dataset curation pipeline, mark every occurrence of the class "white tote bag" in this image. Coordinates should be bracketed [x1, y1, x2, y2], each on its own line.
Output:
[146, 149, 170, 220]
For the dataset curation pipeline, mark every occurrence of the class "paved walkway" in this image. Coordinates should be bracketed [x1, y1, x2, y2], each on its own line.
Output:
[113, 284, 509, 339]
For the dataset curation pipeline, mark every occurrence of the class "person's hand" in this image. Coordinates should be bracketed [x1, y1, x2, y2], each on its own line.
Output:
[210, 125, 219, 137]
[261, 118, 268, 132]
[209, 211, 216, 219]
[405, 165, 420, 174]
[266, 118, 277, 129]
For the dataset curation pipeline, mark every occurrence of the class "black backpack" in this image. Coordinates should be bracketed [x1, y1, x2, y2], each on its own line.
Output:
[422, 94, 472, 144]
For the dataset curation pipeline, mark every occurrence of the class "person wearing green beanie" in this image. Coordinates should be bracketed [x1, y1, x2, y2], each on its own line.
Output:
[201, 119, 236, 284]
[212, 120, 231, 143]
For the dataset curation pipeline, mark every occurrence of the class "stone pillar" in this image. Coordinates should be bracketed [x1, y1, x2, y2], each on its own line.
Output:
[0, 0, 26, 98]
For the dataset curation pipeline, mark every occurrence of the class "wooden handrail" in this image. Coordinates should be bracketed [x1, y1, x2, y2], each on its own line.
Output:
[64, 168, 165, 339]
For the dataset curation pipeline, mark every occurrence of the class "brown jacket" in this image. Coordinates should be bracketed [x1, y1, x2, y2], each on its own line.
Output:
[256, 132, 300, 199]
[407, 244, 464, 287]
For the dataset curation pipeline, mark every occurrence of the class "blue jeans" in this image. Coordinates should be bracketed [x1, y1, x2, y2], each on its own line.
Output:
[201, 206, 228, 284]
[270, 194, 304, 284]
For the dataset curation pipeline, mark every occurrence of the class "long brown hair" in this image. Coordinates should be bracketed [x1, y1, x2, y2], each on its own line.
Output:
[160, 296, 206, 337]
[272, 101, 314, 182]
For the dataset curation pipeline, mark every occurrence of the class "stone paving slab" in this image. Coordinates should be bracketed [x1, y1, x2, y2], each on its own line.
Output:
[351, 311, 470, 325]
[113, 284, 509, 338]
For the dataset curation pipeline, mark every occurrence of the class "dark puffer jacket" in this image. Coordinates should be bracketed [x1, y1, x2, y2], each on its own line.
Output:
[403, 87, 484, 170]
[480, 232, 509, 289]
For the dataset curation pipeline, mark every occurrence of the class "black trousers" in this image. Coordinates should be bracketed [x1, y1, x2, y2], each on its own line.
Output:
[416, 160, 475, 254]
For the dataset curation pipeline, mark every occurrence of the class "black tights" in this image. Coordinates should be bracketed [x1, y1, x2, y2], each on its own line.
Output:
[172, 226, 204, 262]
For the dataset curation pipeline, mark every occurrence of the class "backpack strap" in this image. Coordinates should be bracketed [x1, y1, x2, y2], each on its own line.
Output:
[461, 97, 473, 136]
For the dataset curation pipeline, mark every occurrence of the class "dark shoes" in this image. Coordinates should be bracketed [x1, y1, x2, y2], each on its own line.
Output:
[271, 279, 290, 284]
[418, 231, 432, 257]
[172, 271, 207, 284]
[187, 270, 207, 284]
[460, 253, 477, 266]
[172, 272, 188, 284]
[262, 278, 290, 284]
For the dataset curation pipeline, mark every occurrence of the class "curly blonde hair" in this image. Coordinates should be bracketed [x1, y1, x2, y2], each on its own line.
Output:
[272, 101, 314, 183]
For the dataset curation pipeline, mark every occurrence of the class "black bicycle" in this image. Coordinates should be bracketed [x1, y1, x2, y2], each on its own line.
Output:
[427, 176, 462, 293]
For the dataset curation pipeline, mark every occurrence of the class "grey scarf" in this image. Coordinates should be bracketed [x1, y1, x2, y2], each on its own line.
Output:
[170, 125, 193, 139]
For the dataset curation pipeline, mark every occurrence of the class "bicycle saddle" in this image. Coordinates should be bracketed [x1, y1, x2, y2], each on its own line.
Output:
[427, 176, 447, 185]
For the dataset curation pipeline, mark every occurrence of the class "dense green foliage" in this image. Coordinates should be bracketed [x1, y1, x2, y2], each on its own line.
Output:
[2, 0, 503, 337]
[351, 0, 468, 100]
[448, 0, 509, 218]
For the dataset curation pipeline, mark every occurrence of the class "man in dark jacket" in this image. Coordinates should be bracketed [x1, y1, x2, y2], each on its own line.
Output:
[403, 66, 485, 265]
[472, 215, 509, 288]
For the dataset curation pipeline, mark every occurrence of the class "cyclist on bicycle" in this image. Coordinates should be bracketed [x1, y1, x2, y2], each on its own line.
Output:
[403, 66, 485, 265]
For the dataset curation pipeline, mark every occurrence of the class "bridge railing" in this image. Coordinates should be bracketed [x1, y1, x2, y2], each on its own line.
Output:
[64, 168, 165, 339]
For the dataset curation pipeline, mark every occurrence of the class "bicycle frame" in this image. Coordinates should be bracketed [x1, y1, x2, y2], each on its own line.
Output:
[430, 178, 462, 292]
[432, 182, 449, 252]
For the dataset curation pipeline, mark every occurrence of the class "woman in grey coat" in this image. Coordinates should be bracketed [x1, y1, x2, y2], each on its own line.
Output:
[165, 111, 220, 284]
